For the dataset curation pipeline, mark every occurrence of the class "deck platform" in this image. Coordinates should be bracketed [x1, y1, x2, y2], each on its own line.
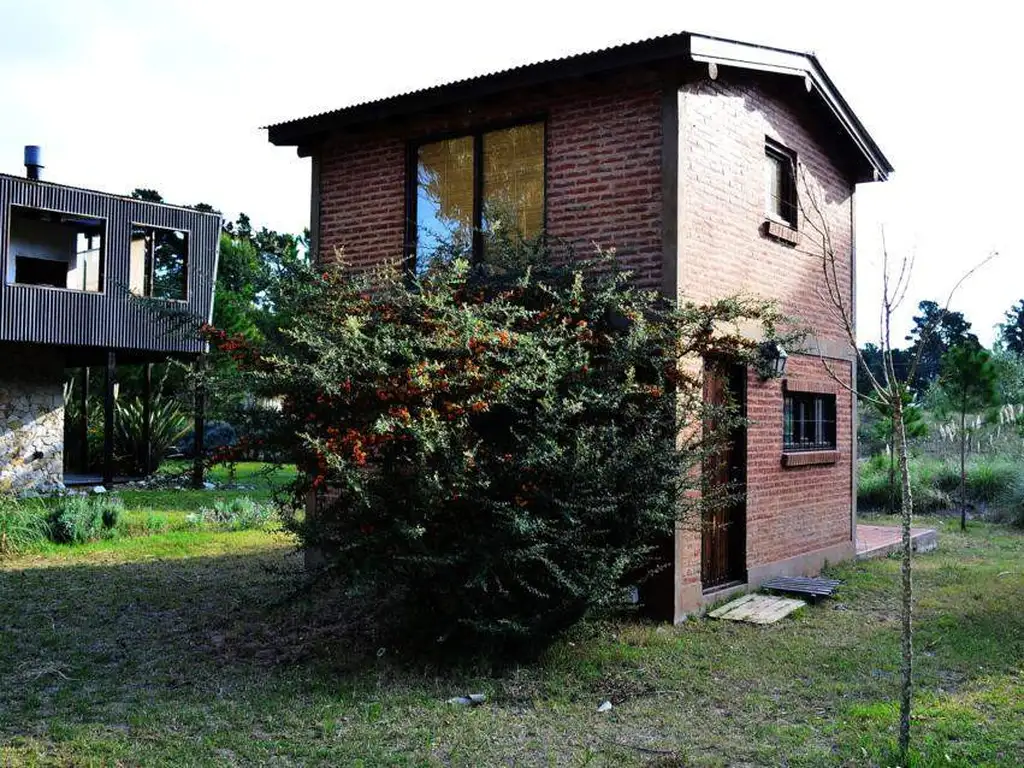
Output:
[856, 524, 938, 560]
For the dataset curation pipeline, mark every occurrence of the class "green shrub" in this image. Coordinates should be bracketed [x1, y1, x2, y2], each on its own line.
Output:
[966, 460, 1019, 503]
[859, 456, 954, 513]
[115, 396, 190, 476]
[143, 512, 170, 533]
[48, 495, 123, 544]
[98, 497, 123, 529]
[859, 454, 1023, 516]
[187, 497, 274, 531]
[912, 483, 953, 514]
[994, 472, 1024, 527]
[857, 461, 892, 511]
[210, 244, 794, 656]
[0, 495, 48, 556]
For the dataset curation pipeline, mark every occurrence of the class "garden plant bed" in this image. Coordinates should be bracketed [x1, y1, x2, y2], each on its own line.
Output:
[0, 506, 1021, 766]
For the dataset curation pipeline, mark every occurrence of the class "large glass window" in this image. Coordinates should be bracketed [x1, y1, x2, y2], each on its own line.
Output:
[415, 136, 475, 266]
[130, 225, 188, 300]
[7, 206, 104, 292]
[413, 121, 545, 272]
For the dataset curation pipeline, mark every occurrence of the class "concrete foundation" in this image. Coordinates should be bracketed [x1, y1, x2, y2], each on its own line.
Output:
[0, 345, 65, 493]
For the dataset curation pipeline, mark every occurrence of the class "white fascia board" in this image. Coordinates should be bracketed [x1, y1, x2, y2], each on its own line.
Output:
[690, 34, 892, 181]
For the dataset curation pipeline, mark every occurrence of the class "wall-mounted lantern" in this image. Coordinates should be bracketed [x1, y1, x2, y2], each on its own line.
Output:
[758, 340, 788, 380]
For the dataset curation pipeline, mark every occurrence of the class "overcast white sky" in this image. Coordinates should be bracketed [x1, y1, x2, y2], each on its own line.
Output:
[0, 0, 1018, 345]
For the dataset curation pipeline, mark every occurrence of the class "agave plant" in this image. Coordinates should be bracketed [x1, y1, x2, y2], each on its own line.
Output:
[115, 396, 190, 476]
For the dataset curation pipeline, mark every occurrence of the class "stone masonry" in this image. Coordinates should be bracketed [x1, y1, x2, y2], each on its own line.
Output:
[0, 345, 65, 493]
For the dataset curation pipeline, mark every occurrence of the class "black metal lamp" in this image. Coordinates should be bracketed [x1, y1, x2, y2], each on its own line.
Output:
[758, 340, 788, 379]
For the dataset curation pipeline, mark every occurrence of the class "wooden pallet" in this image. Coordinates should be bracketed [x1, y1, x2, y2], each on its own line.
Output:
[707, 593, 806, 624]
[761, 576, 841, 599]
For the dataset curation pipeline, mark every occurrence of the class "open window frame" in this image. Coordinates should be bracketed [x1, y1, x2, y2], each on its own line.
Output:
[4, 204, 107, 294]
[129, 223, 190, 303]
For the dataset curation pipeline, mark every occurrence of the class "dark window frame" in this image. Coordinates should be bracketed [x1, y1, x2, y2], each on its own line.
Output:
[404, 115, 548, 274]
[765, 138, 798, 229]
[5, 204, 108, 294]
[783, 390, 837, 452]
[130, 222, 190, 302]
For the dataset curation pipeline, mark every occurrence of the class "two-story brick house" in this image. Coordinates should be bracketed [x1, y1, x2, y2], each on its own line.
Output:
[266, 31, 892, 619]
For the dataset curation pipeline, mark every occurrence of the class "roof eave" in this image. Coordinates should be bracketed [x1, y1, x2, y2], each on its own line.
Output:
[266, 31, 892, 183]
[265, 32, 692, 147]
[689, 34, 893, 181]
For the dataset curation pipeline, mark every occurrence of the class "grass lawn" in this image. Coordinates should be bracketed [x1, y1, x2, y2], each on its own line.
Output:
[1, 513, 1021, 766]
[112, 462, 296, 533]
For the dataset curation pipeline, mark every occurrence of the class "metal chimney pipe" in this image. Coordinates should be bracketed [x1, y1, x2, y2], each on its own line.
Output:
[24, 145, 43, 180]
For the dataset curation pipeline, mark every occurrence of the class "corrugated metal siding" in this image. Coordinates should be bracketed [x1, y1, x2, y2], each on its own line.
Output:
[0, 174, 219, 354]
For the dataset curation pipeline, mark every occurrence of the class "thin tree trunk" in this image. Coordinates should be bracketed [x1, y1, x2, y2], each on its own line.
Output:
[960, 405, 967, 531]
[889, 422, 897, 514]
[192, 355, 207, 490]
[894, 398, 914, 761]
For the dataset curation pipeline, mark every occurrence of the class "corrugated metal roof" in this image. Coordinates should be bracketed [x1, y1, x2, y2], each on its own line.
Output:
[264, 30, 892, 180]
[264, 30, 689, 131]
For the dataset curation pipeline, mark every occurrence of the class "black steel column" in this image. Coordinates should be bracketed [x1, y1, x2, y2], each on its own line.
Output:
[191, 355, 206, 489]
[142, 362, 153, 476]
[80, 367, 90, 472]
[103, 352, 116, 486]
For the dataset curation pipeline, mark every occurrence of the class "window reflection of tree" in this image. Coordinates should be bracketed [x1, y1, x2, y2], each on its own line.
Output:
[415, 123, 545, 271]
[153, 229, 187, 300]
[417, 136, 474, 269]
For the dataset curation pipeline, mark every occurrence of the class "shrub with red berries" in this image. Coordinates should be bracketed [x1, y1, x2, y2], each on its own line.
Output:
[217, 243, 793, 655]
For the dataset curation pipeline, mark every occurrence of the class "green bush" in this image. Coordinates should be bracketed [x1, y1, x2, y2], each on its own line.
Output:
[143, 512, 170, 533]
[859, 454, 1023, 516]
[187, 497, 274, 531]
[858, 461, 892, 511]
[912, 483, 953, 514]
[912, 459, 959, 496]
[115, 396, 190, 476]
[994, 471, 1024, 527]
[966, 460, 1019, 503]
[211, 244, 793, 656]
[48, 495, 123, 544]
[0, 495, 48, 556]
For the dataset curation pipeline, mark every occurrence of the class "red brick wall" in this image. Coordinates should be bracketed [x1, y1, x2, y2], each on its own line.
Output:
[745, 359, 853, 568]
[676, 72, 856, 589]
[318, 135, 407, 272]
[315, 71, 665, 288]
[313, 65, 860, 612]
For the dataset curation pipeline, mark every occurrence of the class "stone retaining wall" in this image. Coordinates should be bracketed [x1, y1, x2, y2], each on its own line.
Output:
[0, 346, 65, 493]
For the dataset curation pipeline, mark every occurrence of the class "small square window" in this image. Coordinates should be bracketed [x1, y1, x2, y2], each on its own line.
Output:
[764, 140, 797, 228]
[783, 391, 836, 451]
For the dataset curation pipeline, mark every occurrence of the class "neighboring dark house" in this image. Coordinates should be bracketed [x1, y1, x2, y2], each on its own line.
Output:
[0, 149, 220, 491]
[266, 32, 892, 618]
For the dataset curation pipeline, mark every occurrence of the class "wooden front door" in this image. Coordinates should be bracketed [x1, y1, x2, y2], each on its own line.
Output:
[701, 363, 747, 590]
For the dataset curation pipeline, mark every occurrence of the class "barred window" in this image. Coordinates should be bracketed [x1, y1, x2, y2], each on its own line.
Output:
[783, 391, 836, 451]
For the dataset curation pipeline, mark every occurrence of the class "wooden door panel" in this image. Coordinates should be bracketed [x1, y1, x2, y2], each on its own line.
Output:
[702, 363, 747, 589]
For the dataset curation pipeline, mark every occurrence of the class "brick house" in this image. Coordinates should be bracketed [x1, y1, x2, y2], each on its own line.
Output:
[266, 32, 891, 619]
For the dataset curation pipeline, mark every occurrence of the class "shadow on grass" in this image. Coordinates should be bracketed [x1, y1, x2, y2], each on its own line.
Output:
[1, 524, 1021, 766]
[0, 545, 393, 736]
